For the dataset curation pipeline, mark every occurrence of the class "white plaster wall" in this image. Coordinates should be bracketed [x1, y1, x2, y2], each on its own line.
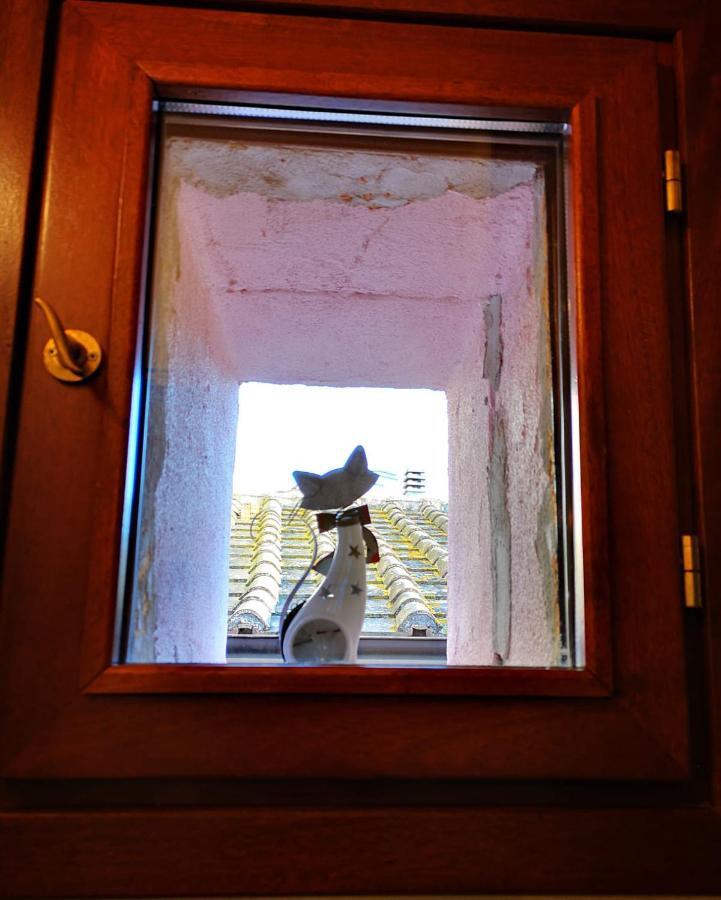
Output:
[446, 179, 557, 667]
[129, 169, 238, 663]
[129, 130, 559, 666]
[179, 180, 536, 389]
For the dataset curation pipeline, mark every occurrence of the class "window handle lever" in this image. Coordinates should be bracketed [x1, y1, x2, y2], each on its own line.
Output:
[34, 297, 102, 383]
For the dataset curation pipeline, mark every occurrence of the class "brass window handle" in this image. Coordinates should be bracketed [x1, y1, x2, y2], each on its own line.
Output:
[34, 298, 102, 383]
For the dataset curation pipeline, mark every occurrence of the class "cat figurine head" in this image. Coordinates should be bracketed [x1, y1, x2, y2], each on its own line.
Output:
[293, 445, 379, 510]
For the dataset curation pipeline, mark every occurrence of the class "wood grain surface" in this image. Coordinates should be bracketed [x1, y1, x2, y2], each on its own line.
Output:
[0, 0, 719, 896]
[118, 0, 701, 34]
[0, 1, 689, 785]
[0, 0, 50, 511]
[1, 806, 720, 896]
[675, 1, 721, 807]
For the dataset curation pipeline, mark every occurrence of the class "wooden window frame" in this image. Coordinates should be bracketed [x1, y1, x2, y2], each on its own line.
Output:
[1, 1, 720, 894]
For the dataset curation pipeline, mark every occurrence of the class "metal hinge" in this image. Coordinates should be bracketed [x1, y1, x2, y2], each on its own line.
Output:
[681, 534, 703, 608]
[664, 149, 683, 213]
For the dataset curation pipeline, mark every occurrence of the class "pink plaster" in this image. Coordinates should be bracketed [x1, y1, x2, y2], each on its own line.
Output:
[130, 191, 238, 664]
[179, 181, 533, 391]
[132, 134, 561, 666]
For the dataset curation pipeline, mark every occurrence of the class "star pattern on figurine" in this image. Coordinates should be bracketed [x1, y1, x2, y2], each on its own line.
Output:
[348, 545, 362, 558]
[350, 584, 363, 595]
[321, 585, 334, 598]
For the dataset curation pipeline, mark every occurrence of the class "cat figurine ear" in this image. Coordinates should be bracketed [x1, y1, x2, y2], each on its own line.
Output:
[344, 445, 369, 476]
[293, 445, 379, 510]
[292, 472, 322, 502]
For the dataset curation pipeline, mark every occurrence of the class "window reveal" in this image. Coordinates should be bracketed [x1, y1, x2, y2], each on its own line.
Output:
[121, 104, 576, 668]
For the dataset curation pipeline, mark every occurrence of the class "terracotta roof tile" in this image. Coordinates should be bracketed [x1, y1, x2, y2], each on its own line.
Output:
[228, 495, 447, 636]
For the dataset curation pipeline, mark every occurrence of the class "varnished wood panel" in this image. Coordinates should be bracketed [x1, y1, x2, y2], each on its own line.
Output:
[142, 0, 699, 35]
[6, 693, 684, 780]
[1, 806, 720, 896]
[87, 662, 607, 696]
[0, 0, 50, 505]
[0, 2, 689, 785]
[0, 1, 719, 897]
[676, 2, 721, 806]
[75, 2, 648, 109]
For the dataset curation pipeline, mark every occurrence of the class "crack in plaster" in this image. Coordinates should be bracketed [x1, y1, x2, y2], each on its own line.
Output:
[483, 294, 513, 664]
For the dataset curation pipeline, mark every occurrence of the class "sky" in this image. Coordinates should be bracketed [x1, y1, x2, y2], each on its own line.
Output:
[233, 382, 448, 500]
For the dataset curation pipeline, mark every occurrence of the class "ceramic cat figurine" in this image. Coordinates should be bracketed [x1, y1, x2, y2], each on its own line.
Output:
[292, 445, 378, 510]
[281, 506, 369, 663]
[280, 446, 379, 664]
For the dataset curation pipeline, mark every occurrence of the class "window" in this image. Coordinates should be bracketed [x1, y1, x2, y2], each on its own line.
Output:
[119, 102, 579, 668]
[2, 1, 690, 801]
[5, 3, 718, 895]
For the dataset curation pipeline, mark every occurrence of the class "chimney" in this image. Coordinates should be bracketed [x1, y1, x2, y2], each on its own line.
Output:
[403, 469, 425, 496]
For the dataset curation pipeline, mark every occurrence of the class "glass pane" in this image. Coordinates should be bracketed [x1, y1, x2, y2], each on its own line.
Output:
[118, 102, 579, 668]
